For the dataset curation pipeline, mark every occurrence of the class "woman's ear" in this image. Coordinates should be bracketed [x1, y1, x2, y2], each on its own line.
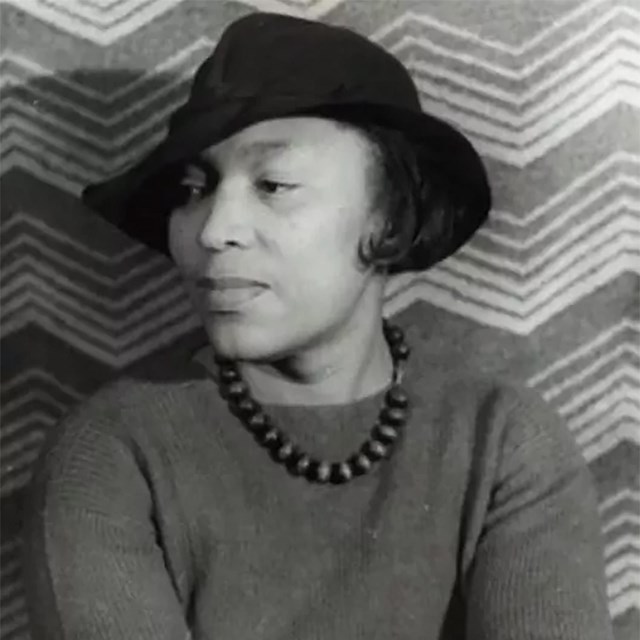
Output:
[356, 207, 387, 273]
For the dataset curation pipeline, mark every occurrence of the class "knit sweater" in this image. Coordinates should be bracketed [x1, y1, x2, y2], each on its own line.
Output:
[22, 325, 614, 640]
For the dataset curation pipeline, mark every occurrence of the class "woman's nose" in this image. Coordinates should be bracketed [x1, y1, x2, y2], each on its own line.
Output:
[197, 182, 255, 252]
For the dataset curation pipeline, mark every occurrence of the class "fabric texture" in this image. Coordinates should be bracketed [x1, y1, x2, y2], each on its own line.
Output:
[22, 325, 614, 640]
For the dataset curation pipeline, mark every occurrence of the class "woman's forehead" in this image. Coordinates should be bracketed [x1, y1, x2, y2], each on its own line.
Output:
[198, 117, 368, 165]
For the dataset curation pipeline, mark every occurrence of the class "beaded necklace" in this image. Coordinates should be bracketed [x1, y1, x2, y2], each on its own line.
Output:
[215, 320, 410, 485]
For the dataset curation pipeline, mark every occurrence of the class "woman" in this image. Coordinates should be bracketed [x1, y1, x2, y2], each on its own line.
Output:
[23, 12, 614, 640]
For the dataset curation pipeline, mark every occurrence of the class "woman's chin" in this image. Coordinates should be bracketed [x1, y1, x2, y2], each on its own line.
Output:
[204, 319, 282, 363]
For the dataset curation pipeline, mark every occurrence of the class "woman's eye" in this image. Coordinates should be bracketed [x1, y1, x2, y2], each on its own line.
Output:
[256, 179, 295, 195]
[179, 179, 206, 203]
[188, 184, 205, 198]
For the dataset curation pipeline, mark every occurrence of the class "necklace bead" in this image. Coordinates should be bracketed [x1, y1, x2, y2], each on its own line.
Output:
[383, 325, 404, 345]
[216, 320, 410, 485]
[386, 386, 408, 408]
[226, 380, 248, 400]
[259, 427, 281, 448]
[381, 406, 407, 426]
[274, 440, 295, 462]
[235, 397, 260, 418]
[247, 413, 267, 432]
[291, 454, 312, 476]
[350, 453, 373, 475]
[220, 366, 240, 383]
[363, 440, 389, 461]
[391, 343, 410, 360]
[313, 461, 332, 483]
[333, 462, 353, 483]
[375, 424, 399, 444]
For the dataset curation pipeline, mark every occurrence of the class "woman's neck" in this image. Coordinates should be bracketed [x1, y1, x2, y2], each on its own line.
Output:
[238, 318, 393, 407]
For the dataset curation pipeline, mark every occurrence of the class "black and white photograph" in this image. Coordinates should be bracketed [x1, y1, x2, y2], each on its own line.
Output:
[0, 1, 637, 638]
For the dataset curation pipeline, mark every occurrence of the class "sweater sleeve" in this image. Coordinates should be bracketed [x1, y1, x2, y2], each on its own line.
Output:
[22, 392, 193, 640]
[464, 385, 614, 640]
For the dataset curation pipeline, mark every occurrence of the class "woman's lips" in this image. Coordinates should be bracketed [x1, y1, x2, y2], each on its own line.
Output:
[196, 276, 268, 312]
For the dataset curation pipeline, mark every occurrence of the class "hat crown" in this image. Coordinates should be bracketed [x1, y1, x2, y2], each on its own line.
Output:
[188, 12, 421, 111]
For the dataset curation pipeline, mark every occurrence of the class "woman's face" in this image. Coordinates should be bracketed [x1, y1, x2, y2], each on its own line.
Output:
[168, 116, 385, 363]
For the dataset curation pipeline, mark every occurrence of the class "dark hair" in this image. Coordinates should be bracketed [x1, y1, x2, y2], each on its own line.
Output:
[346, 119, 462, 275]
[124, 118, 465, 275]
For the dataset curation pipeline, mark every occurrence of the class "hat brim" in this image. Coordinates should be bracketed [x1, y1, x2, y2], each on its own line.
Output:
[82, 97, 490, 265]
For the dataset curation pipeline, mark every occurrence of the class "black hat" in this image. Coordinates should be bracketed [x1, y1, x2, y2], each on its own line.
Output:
[82, 12, 491, 268]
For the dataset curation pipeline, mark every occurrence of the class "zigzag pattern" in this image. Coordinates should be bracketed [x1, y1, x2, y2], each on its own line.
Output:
[1, 367, 85, 498]
[4, 0, 188, 45]
[0, 211, 201, 362]
[1, 539, 28, 639]
[385, 153, 640, 332]
[1, 1, 638, 637]
[230, 0, 347, 19]
[0, 42, 209, 191]
[371, 0, 640, 165]
[4, 0, 348, 46]
[600, 489, 640, 618]
[527, 319, 640, 462]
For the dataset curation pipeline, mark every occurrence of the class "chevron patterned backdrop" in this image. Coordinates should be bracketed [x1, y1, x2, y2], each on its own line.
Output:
[1, 0, 639, 638]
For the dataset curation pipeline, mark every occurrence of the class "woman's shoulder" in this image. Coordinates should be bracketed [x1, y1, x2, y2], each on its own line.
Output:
[38, 344, 215, 458]
[90, 343, 209, 406]
[405, 322, 529, 403]
[403, 321, 570, 453]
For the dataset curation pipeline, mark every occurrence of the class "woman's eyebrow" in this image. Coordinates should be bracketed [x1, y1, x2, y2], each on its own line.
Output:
[237, 140, 294, 162]
[192, 140, 294, 170]
[185, 156, 216, 173]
